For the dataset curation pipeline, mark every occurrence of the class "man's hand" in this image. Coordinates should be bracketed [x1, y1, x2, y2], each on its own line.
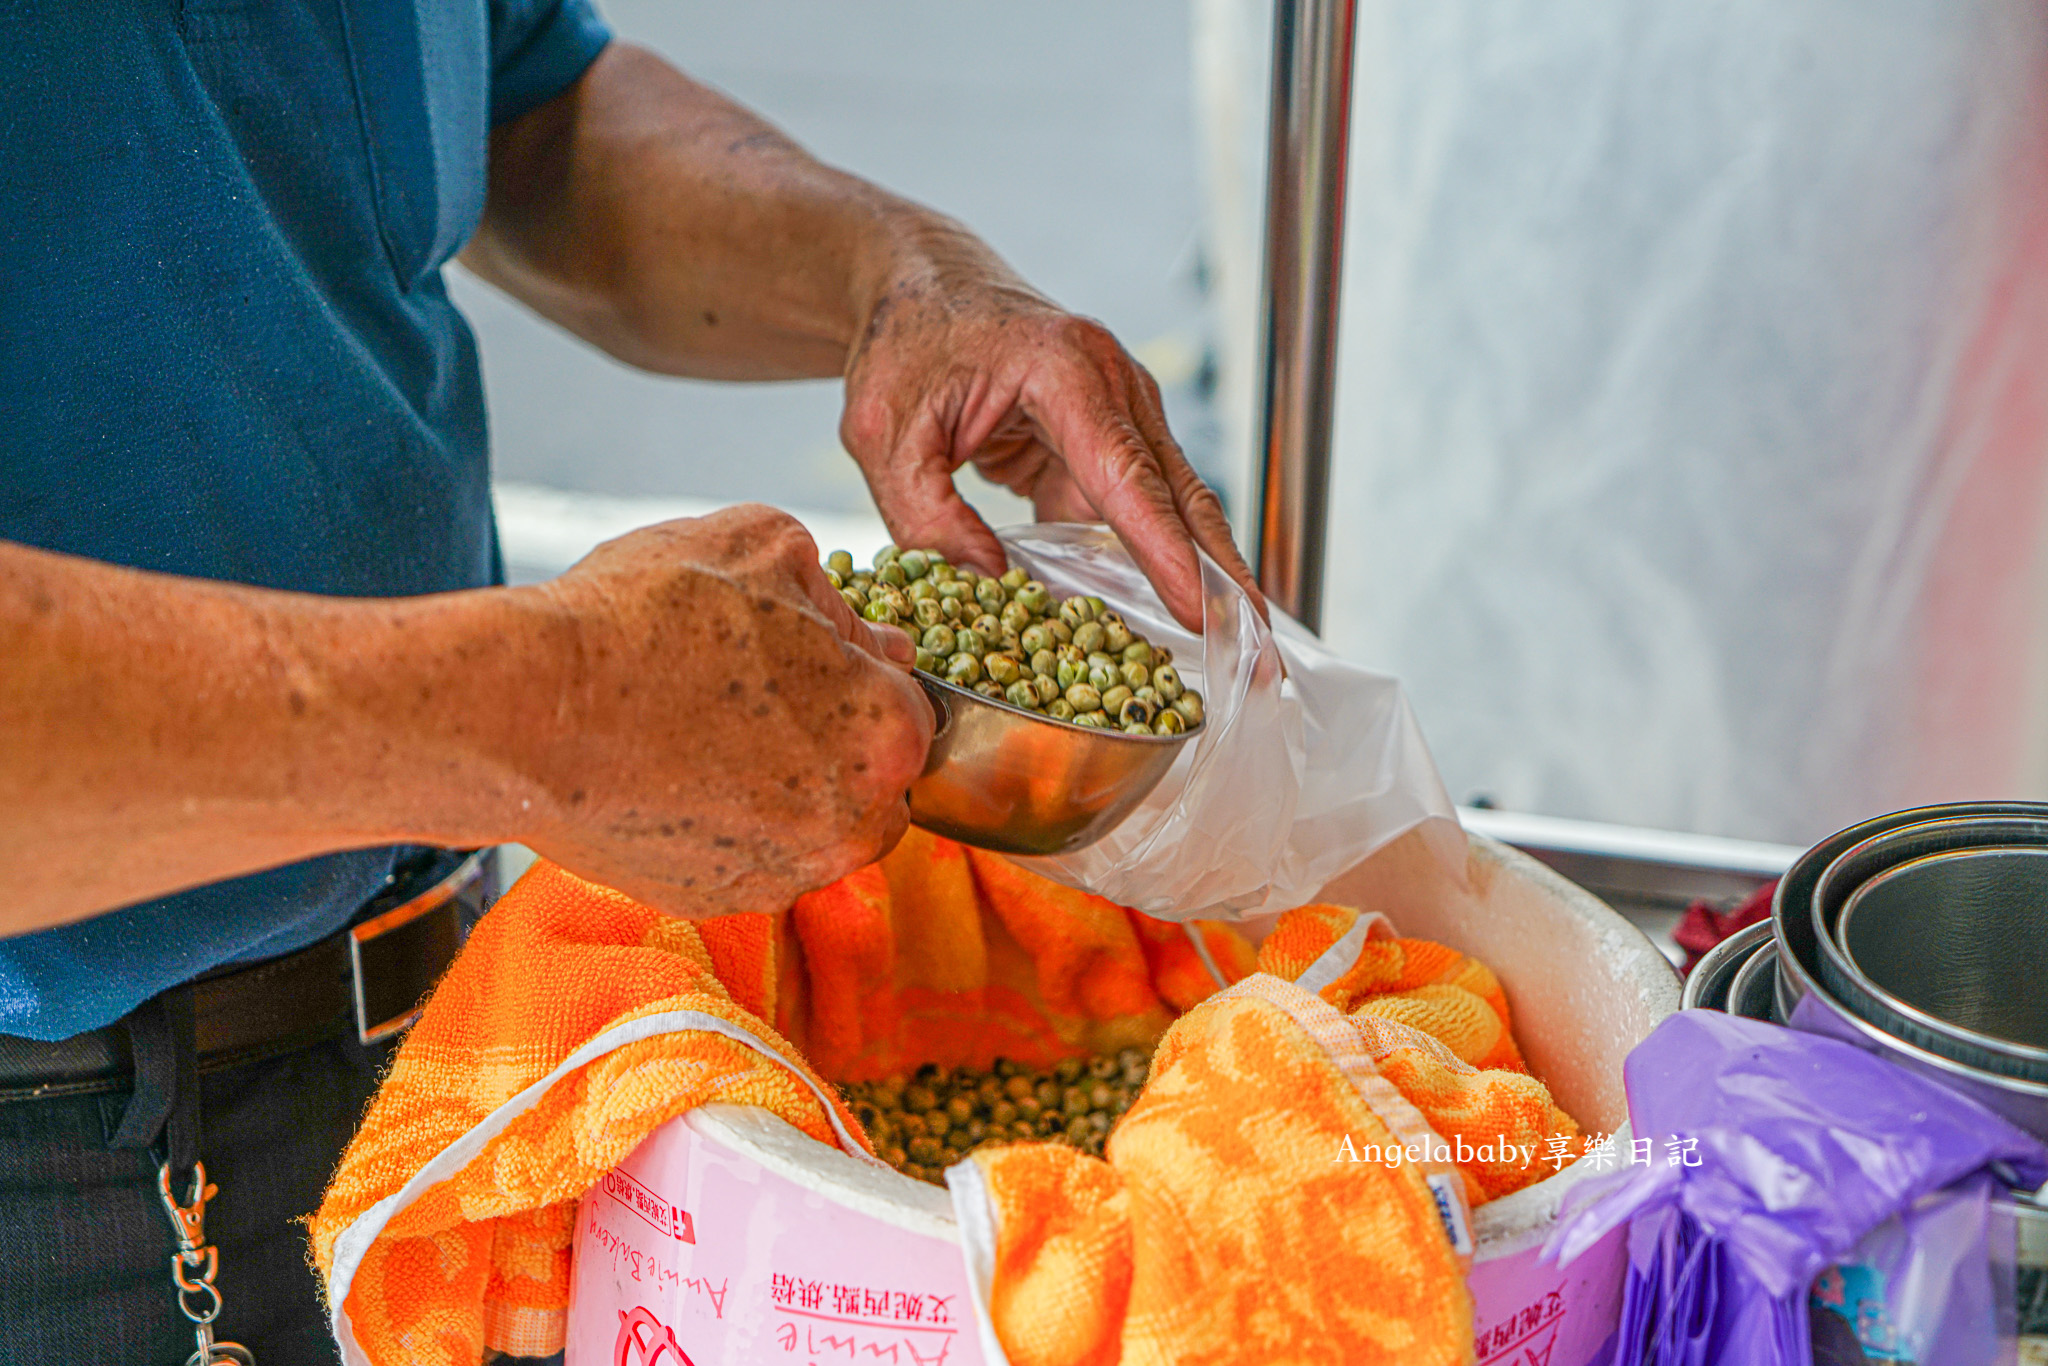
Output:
[467, 43, 1262, 632]
[840, 221, 1260, 630]
[511, 506, 931, 917]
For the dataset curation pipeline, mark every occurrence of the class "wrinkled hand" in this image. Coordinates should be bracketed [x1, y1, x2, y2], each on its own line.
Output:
[512, 505, 932, 917]
[841, 223, 1263, 630]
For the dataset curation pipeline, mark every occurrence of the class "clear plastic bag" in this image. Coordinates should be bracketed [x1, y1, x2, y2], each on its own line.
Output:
[995, 524, 1463, 921]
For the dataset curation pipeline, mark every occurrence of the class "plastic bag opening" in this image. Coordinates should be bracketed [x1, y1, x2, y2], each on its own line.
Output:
[994, 524, 1464, 921]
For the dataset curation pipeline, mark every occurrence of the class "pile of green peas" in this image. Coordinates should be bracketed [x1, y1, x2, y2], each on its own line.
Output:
[842, 1050, 1153, 1184]
[825, 545, 1204, 737]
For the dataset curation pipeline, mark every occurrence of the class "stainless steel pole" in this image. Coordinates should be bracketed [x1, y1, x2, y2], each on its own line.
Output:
[1251, 0, 1358, 634]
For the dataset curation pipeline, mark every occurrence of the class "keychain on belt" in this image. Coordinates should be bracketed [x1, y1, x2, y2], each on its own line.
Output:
[157, 1161, 256, 1366]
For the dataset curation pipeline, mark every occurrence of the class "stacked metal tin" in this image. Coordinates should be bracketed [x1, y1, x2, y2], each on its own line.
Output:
[1683, 802, 2048, 1348]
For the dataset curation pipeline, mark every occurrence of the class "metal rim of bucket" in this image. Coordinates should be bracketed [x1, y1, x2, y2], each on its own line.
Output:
[1806, 816, 2048, 1082]
[1809, 815, 2048, 979]
[1830, 848, 2048, 1079]
[1773, 802, 2048, 1020]
[1725, 940, 1780, 1024]
[1681, 919, 1774, 1011]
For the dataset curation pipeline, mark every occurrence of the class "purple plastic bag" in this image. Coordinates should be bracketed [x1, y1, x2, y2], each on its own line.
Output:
[1543, 1011, 2047, 1366]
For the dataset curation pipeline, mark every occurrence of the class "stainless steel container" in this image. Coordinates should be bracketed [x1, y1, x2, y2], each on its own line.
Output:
[1724, 939, 1781, 1024]
[906, 673, 1190, 856]
[1773, 803, 2048, 1138]
[1681, 919, 1774, 1011]
[1834, 847, 2048, 1078]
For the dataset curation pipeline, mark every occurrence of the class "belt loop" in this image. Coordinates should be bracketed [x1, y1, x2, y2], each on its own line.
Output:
[112, 986, 201, 1177]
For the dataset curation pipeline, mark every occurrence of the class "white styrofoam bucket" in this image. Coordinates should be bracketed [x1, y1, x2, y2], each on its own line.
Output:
[565, 832, 1681, 1365]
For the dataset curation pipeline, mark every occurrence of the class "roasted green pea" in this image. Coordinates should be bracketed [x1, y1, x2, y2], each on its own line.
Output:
[1152, 663, 1184, 701]
[1030, 648, 1057, 679]
[940, 596, 966, 622]
[1073, 710, 1110, 729]
[971, 613, 1002, 638]
[827, 550, 856, 578]
[1005, 680, 1039, 709]
[937, 579, 973, 603]
[928, 562, 958, 584]
[922, 624, 957, 655]
[825, 568, 844, 590]
[974, 680, 1005, 699]
[952, 628, 986, 657]
[946, 652, 983, 686]
[913, 598, 945, 629]
[877, 562, 908, 588]
[1100, 684, 1133, 715]
[1122, 640, 1153, 668]
[1153, 708, 1186, 736]
[915, 648, 938, 673]
[1046, 619, 1074, 646]
[1045, 698, 1076, 720]
[998, 566, 1030, 591]
[985, 654, 1022, 686]
[1072, 620, 1106, 655]
[1065, 683, 1102, 713]
[1102, 621, 1133, 655]
[975, 579, 1007, 612]
[1118, 696, 1154, 728]
[907, 577, 938, 602]
[863, 600, 900, 625]
[1032, 673, 1061, 705]
[1087, 663, 1119, 692]
[1000, 601, 1034, 635]
[1020, 623, 1055, 656]
[1120, 660, 1149, 690]
[1014, 582, 1052, 615]
[1173, 691, 1205, 725]
[898, 549, 931, 580]
[840, 587, 866, 613]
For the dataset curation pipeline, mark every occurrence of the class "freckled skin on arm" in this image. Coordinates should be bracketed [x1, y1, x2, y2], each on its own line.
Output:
[0, 507, 929, 937]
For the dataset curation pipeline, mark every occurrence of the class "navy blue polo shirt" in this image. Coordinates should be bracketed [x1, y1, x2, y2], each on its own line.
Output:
[0, 0, 611, 1039]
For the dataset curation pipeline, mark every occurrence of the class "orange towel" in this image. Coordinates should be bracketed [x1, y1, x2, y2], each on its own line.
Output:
[312, 838, 1575, 1364]
[954, 906, 1579, 1366]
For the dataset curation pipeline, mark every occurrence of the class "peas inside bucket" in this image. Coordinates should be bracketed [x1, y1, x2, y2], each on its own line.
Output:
[840, 1050, 1153, 1186]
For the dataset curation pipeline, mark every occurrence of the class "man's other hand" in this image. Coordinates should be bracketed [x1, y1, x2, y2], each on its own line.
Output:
[512, 505, 932, 918]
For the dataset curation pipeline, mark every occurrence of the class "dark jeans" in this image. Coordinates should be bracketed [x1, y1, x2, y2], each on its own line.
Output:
[0, 1029, 394, 1365]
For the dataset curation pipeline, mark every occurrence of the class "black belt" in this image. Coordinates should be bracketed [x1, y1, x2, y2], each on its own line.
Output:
[0, 848, 489, 1103]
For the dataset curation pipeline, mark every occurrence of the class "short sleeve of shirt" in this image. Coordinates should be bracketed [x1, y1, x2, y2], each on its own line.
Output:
[488, 0, 613, 127]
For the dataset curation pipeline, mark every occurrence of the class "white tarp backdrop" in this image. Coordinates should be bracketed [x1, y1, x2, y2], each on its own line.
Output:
[1198, 0, 2048, 845]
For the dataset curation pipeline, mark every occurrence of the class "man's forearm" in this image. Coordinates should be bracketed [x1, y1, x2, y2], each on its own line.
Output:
[461, 42, 1007, 381]
[0, 542, 550, 936]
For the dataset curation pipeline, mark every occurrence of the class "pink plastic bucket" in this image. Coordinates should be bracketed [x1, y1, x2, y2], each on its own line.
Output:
[566, 833, 1680, 1365]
